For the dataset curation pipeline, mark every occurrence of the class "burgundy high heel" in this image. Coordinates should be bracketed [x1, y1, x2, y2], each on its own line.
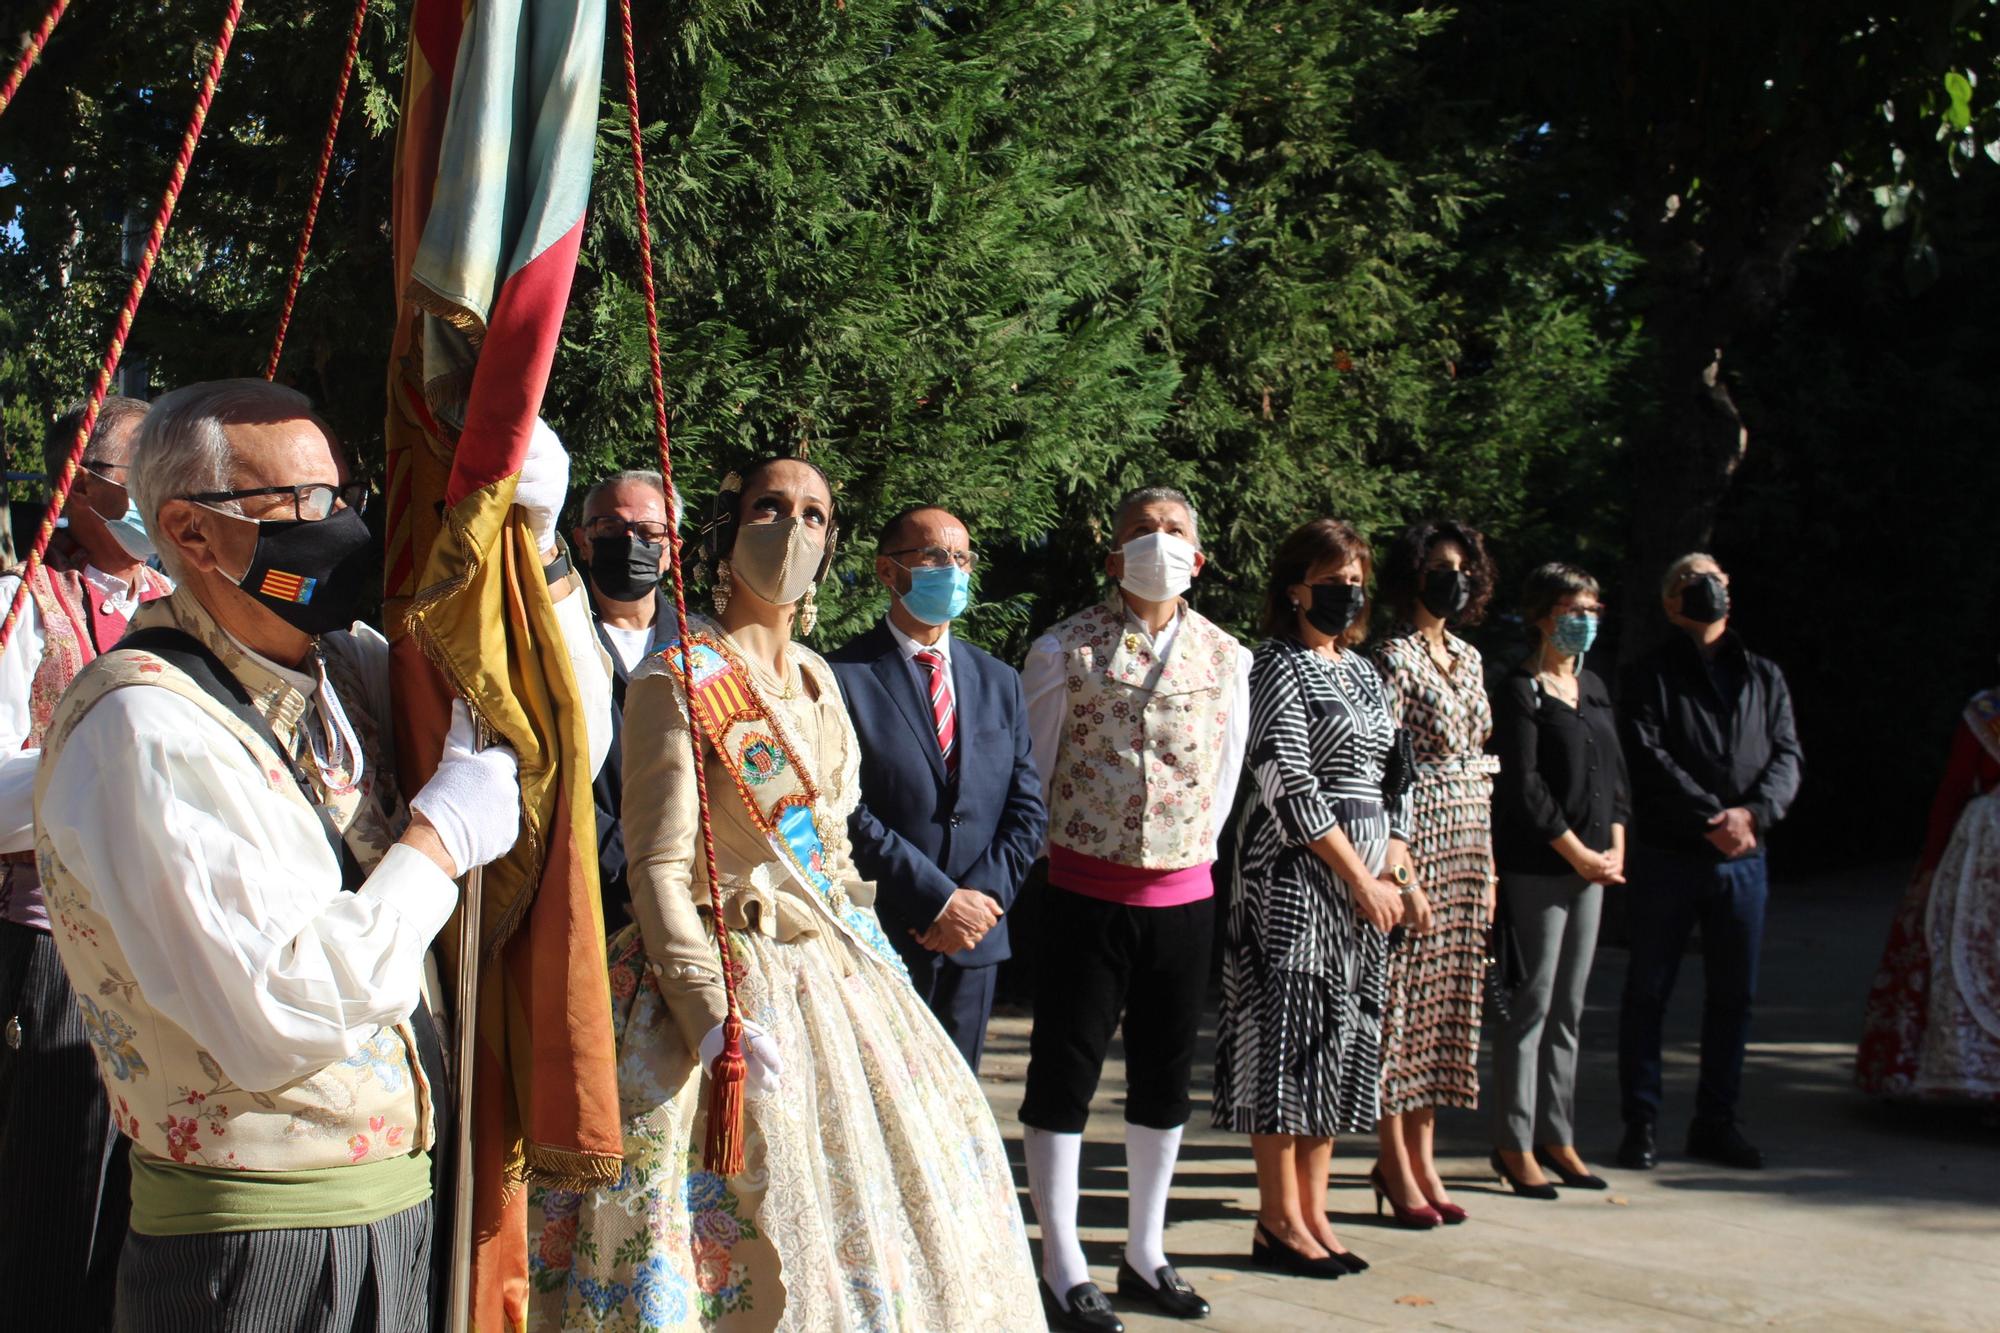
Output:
[1368, 1165, 1442, 1229]
[1425, 1196, 1468, 1225]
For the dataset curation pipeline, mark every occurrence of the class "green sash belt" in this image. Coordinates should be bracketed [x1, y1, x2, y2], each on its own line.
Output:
[128, 1148, 433, 1235]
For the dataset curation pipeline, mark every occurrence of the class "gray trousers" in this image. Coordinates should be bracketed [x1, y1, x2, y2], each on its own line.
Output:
[114, 1200, 432, 1333]
[1491, 871, 1602, 1151]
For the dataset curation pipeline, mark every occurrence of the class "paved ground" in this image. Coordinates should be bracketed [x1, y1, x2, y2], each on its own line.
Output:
[977, 864, 2000, 1331]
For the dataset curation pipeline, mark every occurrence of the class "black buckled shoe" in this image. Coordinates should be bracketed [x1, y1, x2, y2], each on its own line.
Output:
[1617, 1121, 1658, 1170]
[1116, 1259, 1210, 1320]
[1687, 1118, 1765, 1170]
[1041, 1279, 1124, 1333]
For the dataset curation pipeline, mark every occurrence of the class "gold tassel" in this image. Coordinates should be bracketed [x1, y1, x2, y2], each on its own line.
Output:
[701, 1012, 749, 1177]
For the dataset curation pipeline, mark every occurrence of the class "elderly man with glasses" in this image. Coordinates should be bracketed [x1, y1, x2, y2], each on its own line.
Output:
[828, 504, 1047, 1071]
[571, 468, 678, 930]
[29, 378, 610, 1332]
[0, 396, 174, 1329]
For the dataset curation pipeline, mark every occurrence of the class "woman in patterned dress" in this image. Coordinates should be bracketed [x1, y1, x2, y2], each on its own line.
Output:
[1368, 520, 1500, 1225]
[1214, 519, 1420, 1279]
[528, 458, 1039, 1332]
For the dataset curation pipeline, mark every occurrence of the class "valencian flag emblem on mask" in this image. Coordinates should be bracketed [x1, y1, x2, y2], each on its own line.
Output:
[259, 569, 318, 604]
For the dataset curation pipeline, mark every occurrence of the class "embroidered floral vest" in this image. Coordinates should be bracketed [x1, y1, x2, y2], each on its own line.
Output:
[32, 593, 430, 1173]
[1044, 597, 1241, 870]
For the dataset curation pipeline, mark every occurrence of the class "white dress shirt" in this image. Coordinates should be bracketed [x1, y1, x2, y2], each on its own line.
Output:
[0, 564, 158, 854]
[1021, 599, 1253, 862]
[36, 583, 614, 1093]
[886, 617, 954, 700]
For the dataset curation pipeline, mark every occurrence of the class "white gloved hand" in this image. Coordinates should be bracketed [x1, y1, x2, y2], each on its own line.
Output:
[697, 1018, 783, 1095]
[408, 700, 522, 877]
[514, 417, 571, 553]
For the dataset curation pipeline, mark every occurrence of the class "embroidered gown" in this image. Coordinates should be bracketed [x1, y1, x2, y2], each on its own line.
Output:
[1856, 688, 2000, 1101]
[1214, 639, 1412, 1137]
[528, 616, 1038, 1332]
[1371, 628, 1497, 1116]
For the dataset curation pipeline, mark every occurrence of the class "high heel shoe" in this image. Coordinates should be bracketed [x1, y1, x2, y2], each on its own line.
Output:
[1251, 1223, 1346, 1279]
[1423, 1195, 1468, 1225]
[1368, 1165, 1442, 1229]
[1489, 1149, 1558, 1200]
[1533, 1145, 1608, 1190]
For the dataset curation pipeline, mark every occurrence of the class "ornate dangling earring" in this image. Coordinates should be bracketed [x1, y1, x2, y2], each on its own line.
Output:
[711, 559, 733, 616]
[797, 584, 818, 636]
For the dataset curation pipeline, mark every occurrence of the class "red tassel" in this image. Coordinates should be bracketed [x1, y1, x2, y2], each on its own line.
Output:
[702, 1012, 748, 1177]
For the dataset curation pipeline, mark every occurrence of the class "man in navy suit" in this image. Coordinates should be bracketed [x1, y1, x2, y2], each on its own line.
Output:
[829, 505, 1046, 1070]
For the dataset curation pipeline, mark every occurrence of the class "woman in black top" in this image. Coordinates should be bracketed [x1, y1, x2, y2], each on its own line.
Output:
[1488, 562, 1630, 1197]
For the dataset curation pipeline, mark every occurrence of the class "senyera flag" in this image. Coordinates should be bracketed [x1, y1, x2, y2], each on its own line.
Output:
[382, 2, 616, 1329]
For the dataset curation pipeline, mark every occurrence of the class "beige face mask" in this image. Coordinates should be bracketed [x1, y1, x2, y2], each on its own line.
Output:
[731, 516, 827, 607]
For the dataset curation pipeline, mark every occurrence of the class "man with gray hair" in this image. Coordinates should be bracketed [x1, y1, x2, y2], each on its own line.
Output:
[571, 467, 675, 929]
[0, 395, 172, 1327]
[1018, 484, 1251, 1330]
[30, 378, 610, 1330]
[1616, 553, 1802, 1173]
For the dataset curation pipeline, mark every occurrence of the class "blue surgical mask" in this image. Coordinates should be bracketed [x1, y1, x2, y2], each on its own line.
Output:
[899, 564, 971, 626]
[105, 497, 157, 561]
[1550, 613, 1598, 657]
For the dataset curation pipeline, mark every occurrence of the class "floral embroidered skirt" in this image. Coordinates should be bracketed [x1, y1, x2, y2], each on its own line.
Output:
[1378, 770, 1492, 1117]
[527, 922, 1040, 1332]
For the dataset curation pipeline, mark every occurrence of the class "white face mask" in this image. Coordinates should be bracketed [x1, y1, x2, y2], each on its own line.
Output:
[1118, 530, 1198, 604]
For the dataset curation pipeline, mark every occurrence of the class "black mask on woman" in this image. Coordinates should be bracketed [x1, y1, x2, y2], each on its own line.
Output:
[1303, 582, 1366, 638]
[588, 534, 664, 602]
[230, 505, 374, 637]
[1420, 568, 1472, 621]
[1680, 573, 1729, 625]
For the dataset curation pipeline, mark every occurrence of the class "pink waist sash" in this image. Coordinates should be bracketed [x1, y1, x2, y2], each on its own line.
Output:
[1047, 844, 1214, 908]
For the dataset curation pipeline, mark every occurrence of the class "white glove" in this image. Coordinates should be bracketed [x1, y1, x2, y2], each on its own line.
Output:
[698, 1018, 783, 1095]
[515, 417, 571, 553]
[408, 700, 522, 877]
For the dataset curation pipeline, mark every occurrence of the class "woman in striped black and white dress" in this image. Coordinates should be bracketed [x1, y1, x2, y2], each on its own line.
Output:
[1214, 518, 1421, 1280]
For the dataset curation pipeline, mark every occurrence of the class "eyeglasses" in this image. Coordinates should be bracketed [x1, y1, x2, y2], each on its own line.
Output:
[583, 515, 674, 543]
[184, 482, 369, 522]
[80, 460, 130, 511]
[885, 545, 978, 572]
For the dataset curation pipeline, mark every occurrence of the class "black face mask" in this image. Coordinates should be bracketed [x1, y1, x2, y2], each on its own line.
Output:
[1681, 573, 1729, 624]
[1420, 568, 1472, 621]
[230, 505, 374, 637]
[1303, 581, 1366, 638]
[587, 533, 664, 603]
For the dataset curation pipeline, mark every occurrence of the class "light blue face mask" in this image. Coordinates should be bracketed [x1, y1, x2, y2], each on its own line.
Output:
[1550, 612, 1599, 657]
[899, 563, 971, 627]
[103, 495, 158, 561]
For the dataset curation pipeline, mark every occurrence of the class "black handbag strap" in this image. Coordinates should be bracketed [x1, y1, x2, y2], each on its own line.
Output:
[118, 626, 365, 892]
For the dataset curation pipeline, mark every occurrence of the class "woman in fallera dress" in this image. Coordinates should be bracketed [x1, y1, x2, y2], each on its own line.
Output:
[528, 457, 1039, 1332]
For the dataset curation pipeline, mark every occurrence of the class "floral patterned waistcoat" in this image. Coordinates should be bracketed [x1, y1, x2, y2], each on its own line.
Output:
[1045, 597, 1240, 870]
[33, 595, 431, 1172]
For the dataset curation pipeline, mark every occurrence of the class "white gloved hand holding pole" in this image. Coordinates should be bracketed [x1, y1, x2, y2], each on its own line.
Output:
[698, 1017, 783, 1095]
[514, 417, 571, 554]
[408, 700, 521, 878]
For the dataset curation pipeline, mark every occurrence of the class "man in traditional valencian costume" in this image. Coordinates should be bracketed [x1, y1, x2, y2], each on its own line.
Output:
[32, 379, 610, 1331]
[1020, 485, 1252, 1332]
[0, 397, 172, 1329]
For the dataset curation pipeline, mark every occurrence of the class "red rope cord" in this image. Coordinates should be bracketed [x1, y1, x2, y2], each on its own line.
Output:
[264, 0, 368, 381]
[617, 0, 744, 1101]
[0, 0, 245, 661]
[0, 0, 70, 119]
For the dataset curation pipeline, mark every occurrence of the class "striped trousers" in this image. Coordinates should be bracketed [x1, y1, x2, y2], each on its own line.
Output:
[113, 1200, 432, 1333]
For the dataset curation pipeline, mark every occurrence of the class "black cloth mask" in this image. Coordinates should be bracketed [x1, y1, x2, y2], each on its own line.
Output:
[1303, 582, 1366, 638]
[230, 505, 374, 637]
[1681, 573, 1729, 624]
[1420, 568, 1472, 621]
[588, 534, 664, 603]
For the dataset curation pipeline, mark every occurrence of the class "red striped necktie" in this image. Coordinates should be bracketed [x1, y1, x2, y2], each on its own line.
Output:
[914, 648, 957, 777]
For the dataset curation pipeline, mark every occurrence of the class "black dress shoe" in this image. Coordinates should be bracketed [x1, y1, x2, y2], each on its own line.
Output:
[1116, 1259, 1210, 1320]
[1533, 1145, 1609, 1190]
[1326, 1247, 1370, 1274]
[1250, 1223, 1346, 1279]
[1618, 1121, 1658, 1170]
[1488, 1149, 1558, 1200]
[1041, 1279, 1124, 1333]
[1687, 1118, 1765, 1169]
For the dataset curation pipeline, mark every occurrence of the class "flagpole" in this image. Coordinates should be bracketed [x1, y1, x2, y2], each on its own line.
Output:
[447, 862, 482, 1332]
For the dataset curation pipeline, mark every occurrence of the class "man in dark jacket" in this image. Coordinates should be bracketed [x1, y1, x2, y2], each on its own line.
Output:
[829, 505, 1046, 1071]
[572, 470, 675, 932]
[1617, 553, 1803, 1171]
